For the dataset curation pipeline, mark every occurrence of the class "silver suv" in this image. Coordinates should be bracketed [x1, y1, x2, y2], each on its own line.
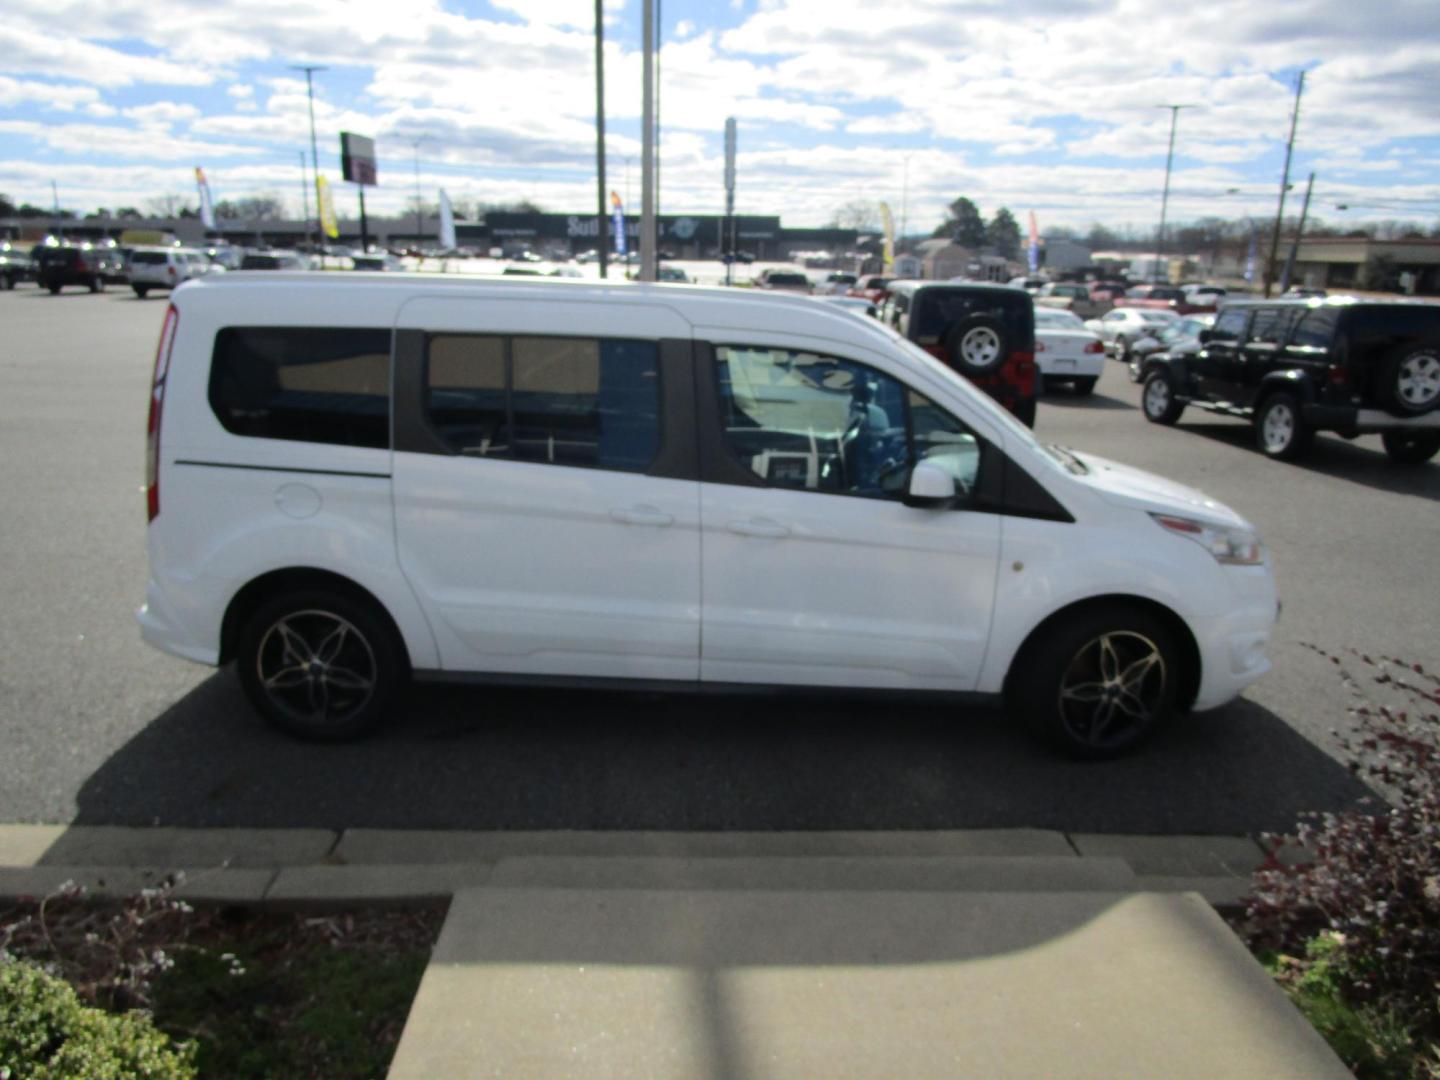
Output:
[128, 246, 218, 298]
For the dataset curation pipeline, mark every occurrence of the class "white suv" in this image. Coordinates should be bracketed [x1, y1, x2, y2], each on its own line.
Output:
[138, 274, 1278, 757]
[128, 246, 218, 298]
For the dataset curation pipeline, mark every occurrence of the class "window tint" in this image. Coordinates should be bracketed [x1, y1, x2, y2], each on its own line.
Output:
[130, 251, 167, 265]
[714, 346, 984, 500]
[1210, 308, 1248, 342]
[1290, 308, 1339, 349]
[209, 327, 391, 448]
[1247, 308, 1292, 345]
[424, 336, 660, 473]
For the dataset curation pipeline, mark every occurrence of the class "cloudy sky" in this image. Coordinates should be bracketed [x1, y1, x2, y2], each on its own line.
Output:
[2, 0, 1438, 234]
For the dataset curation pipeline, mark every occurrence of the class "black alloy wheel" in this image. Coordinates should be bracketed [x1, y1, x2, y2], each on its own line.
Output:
[236, 589, 405, 741]
[1010, 605, 1180, 759]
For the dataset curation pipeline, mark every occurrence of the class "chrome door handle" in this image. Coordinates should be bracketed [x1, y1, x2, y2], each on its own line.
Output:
[727, 518, 790, 539]
[611, 505, 674, 527]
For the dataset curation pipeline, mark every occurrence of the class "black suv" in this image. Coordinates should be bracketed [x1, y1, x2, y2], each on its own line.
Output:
[879, 281, 1037, 426]
[34, 244, 127, 294]
[1139, 299, 1440, 464]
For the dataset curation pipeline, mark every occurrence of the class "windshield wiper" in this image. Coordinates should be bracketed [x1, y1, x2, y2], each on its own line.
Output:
[1046, 444, 1089, 475]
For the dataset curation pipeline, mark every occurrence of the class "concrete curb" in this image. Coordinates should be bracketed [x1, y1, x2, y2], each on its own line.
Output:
[0, 824, 1269, 908]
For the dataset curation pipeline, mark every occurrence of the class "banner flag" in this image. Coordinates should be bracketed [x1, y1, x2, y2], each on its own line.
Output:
[611, 190, 627, 257]
[1027, 211, 1040, 274]
[195, 167, 215, 229]
[316, 175, 339, 239]
[879, 201, 894, 272]
[438, 188, 457, 249]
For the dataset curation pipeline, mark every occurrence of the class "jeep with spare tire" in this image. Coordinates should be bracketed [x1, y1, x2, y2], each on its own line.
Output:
[879, 281, 1038, 427]
[1138, 298, 1440, 464]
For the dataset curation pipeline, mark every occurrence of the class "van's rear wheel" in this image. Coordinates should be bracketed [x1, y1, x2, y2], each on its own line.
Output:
[1010, 605, 1179, 759]
[236, 590, 404, 741]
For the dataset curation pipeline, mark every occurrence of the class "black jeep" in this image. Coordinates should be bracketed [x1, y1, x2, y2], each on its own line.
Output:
[1138, 299, 1440, 464]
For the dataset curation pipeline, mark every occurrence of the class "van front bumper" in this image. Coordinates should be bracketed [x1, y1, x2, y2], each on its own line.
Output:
[1188, 570, 1279, 712]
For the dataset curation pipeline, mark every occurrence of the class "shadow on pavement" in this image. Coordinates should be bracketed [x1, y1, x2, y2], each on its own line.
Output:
[1173, 420, 1440, 501]
[71, 670, 1369, 835]
[1039, 390, 1131, 411]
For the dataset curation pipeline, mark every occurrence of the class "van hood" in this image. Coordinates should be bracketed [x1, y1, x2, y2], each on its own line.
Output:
[1068, 452, 1251, 529]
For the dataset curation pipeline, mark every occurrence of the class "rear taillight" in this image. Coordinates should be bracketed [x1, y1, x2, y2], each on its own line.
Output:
[1084, 340, 1105, 353]
[146, 304, 179, 522]
[1328, 363, 1349, 388]
[167, 265, 176, 277]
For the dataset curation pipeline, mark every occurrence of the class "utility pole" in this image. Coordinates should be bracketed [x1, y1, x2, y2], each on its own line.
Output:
[1280, 171, 1315, 294]
[639, 0, 656, 281]
[51, 179, 63, 239]
[1154, 104, 1194, 284]
[595, 0, 608, 279]
[1264, 70, 1305, 298]
[289, 64, 327, 252]
[899, 152, 914, 256]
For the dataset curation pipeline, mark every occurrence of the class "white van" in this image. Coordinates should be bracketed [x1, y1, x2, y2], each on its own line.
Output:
[138, 274, 1277, 757]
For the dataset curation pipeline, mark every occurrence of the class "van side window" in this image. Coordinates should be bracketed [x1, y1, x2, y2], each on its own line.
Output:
[424, 335, 660, 473]
[209, 327, 391, 449]
[713, 346, 985, 501]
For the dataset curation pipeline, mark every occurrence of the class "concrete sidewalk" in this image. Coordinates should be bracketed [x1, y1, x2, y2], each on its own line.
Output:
[1, 824, 1342, 1078]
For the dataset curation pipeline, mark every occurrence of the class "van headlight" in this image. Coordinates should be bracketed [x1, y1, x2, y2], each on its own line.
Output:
[1152, 513, 1263, 565]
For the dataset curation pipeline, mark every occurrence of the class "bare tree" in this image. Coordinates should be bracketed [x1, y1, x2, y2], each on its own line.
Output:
[827, 199, 881, 231]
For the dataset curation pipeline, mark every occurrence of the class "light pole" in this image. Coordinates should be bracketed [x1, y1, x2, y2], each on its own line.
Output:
[289, 64, 327, 251]
[1154, 104, 1195, 284]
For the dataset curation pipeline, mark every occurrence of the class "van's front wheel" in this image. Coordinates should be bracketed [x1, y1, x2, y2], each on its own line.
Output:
[1010, 605, 1179, 759]
[236, 590, 404, 741]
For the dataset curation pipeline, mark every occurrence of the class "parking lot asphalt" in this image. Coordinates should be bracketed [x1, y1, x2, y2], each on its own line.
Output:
[2, 284, 1434, 835]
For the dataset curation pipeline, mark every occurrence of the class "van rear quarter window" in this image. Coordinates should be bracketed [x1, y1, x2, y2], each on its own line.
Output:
[424, 335, 661, 473]
[208, 327, 392, 449]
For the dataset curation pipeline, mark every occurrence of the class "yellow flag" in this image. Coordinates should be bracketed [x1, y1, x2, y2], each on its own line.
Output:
[879, 201, 895, 273]
[316, 175, 339, 240]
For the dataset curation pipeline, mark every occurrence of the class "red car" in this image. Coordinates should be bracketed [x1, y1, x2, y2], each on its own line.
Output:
[846, 275, 891, 304]
[1114, 284, 1217, 316]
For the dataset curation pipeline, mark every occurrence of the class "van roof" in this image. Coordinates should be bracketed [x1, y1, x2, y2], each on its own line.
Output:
[182, 270, 907, 344]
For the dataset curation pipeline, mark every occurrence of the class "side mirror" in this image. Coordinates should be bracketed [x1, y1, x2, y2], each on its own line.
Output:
[904, 462, 957, 509]
[1197, 329, 1213, 344]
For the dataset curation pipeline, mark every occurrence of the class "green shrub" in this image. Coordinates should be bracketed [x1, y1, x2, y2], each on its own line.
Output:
[0, 953, 196, 1079]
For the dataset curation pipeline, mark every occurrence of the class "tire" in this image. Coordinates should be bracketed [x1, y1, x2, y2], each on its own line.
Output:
[133, 285, 149, 298]
[235, 589, 406, 741]
[47, 283, 61, 295]
[89, 275, 104, 293]
[945, 315, 1009, 375]
[1254, 392, 1313, 461]
[1009, 604, 1180, 759]
[1072, 377, 1097, 396]
[1141, 369, 1184, 425]
[1011, 394, 1037, 429]
[1377, 345, 1440, 417]
[1117, 337, 1133, 365]
[2, 273, 14, 291]
[1381, 431, 1440, 465]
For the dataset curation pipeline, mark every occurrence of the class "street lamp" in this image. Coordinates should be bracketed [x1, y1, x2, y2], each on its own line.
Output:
[1154, 104, 1196, 284]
